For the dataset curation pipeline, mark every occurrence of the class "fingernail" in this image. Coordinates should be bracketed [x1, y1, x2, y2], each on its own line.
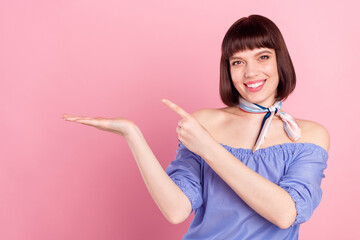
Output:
[161, 99, 167, 103]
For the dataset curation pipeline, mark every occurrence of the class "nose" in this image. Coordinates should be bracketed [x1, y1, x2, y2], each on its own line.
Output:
[244, 62, 258, 78]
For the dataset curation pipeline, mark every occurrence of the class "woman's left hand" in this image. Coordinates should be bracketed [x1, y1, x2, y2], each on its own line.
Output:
[162, 99, 217, 157]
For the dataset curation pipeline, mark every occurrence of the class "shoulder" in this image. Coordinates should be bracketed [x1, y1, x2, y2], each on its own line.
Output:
[296, 119, 330, 152]
[190, 107, 231, 129]
[191, 107, 226, 122]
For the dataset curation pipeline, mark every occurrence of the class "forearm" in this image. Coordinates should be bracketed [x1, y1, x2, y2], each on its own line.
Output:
[201, 142, 296, 229]
[125, 125, 192, 224]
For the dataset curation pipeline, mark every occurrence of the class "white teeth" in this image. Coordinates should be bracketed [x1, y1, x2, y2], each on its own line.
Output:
[246, 81, 265, 88]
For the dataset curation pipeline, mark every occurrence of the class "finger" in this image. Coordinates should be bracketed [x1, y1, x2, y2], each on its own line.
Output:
[161, 99, 191, 118]
[62, 114, 93, 121]
[63, 114, 79, 120]
[73, 118, 102, 128]
[63, 114, 101, 126]
[177, 120, 183, 128]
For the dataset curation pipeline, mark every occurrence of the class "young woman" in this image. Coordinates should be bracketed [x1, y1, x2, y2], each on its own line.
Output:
[63, 15, 329, 239]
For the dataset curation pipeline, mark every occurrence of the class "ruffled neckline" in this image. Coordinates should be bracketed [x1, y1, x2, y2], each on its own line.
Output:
[220, 142, 328, 159]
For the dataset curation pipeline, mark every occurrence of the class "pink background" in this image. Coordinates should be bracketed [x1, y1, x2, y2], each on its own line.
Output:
[1, 0, 359, 239]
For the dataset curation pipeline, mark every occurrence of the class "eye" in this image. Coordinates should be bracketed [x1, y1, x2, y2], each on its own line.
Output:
[259, 55, 269, 60]
[231, 61, 243, 66]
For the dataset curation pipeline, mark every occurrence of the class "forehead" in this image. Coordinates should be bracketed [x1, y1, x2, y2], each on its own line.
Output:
[230, 48, 275, 59]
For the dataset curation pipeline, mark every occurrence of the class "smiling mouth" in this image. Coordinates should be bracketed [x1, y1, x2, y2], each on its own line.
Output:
[244, 79, 266, 89]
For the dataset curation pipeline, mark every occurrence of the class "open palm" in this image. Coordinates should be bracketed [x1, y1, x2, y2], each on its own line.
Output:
[62, 114, 135, 137]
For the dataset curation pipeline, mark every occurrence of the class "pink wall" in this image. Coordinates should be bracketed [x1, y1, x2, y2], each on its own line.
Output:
[1, 0, 359, 239]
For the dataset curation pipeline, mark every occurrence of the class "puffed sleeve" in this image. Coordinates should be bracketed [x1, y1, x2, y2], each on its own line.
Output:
[165, 141, 203, 211]
[279, 144, 328, 225]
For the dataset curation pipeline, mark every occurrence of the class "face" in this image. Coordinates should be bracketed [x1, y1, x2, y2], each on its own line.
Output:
[229, 47, 279, 107]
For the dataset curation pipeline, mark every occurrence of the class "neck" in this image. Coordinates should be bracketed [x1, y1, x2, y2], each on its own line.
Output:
[235, 97, 300, 152]
[234, 107, 268, 121]
[255, 99, 278, 109]
[238, 98, 281, 111]
[241, 97, 278, 109]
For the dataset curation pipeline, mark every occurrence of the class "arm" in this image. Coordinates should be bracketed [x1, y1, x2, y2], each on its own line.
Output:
[162, 100, 329, 229]
[126, 125, 193, 224]
[62, 114, 192, 224]
[201, 142, 297, 229]
[202, 136, 328, 229]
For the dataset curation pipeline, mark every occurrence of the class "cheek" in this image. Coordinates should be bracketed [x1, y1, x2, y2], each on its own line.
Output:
[269, 61, 279, 77]
[229, 68, 235, 80]
[273, 68, 280, 81]
[263, 64, 279, 80]
[230, 68, 243, 83]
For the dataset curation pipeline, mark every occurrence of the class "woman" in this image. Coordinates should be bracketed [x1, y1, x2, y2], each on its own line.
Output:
[63, 15, 329, 239]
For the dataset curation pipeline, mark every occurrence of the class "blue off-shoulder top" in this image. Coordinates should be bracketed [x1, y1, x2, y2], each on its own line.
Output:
[166, 142, 328, 240]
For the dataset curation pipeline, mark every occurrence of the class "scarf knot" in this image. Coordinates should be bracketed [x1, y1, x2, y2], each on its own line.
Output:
[238, 98, 301, 152]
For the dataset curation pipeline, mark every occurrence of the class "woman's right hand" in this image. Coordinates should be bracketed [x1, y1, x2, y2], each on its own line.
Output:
[63, 113, 192, 224]
[62, 114, 138, 138]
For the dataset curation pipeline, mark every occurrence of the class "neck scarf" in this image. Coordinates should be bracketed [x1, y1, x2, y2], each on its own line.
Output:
[238, 98, 301, 152]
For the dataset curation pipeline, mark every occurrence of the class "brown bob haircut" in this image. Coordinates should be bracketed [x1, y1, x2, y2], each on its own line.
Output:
[220, 15, 296, 106]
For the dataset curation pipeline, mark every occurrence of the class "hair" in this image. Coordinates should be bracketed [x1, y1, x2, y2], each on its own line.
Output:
[220, 15, 296, 106]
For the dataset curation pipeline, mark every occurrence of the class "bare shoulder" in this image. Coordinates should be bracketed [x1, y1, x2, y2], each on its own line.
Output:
[191, 108, 226, 121]
[297, 119, 330, 152]
[191, 107, 229, 128]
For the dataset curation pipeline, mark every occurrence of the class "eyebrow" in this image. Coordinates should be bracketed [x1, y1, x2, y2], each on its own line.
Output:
[230, 50, 273, 60]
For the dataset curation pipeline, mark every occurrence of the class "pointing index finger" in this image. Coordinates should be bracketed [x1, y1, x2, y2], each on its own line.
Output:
[162, 99, 191, 118]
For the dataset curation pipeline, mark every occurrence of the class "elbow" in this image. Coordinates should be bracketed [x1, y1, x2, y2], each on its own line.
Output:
[276, 220, 294, 230]
[160, 195, 192, 224]
[274, 196, 298, 229]
[274, 212, 297, 229]
[167, 217, 186, 225]
[163, 206, 191, 225]
[165, 213, 188, 225]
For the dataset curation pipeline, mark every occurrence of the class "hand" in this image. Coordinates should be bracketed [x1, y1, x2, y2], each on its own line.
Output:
[162, 99, 216, 157]
[62, 114, 138, 138]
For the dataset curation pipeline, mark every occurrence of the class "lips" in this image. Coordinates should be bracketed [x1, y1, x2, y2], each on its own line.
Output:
[244, 79, 266, 92]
